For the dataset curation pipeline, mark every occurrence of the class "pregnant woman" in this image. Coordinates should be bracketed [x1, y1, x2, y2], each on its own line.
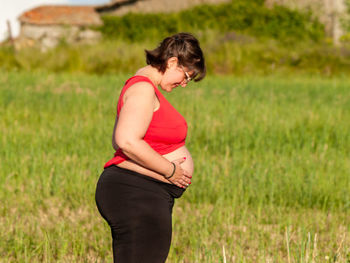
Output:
[95, 32, 206, 263]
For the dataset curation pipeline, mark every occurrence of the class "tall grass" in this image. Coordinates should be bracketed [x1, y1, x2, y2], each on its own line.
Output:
[1, 71, 349, 262]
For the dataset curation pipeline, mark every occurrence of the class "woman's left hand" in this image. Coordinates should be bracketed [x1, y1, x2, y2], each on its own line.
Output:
[166, 158, 192, 188]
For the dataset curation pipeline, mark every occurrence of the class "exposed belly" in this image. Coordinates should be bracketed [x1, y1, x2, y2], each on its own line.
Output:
[117, 145, 194, 184]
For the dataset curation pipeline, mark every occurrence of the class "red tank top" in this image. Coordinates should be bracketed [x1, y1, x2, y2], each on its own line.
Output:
[104, 75, 188, 168]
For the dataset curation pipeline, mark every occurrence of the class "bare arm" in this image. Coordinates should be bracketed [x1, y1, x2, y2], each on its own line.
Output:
[114, 82, 191, 187]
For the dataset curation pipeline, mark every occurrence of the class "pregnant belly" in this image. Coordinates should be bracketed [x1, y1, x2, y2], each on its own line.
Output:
[162, 146, 194, 176]
[117, 145, 194, 184]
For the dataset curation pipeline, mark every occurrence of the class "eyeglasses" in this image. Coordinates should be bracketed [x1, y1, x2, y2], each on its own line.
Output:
[180, 65, 192, 83]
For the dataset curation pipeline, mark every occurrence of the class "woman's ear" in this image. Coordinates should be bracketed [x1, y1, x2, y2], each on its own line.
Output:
[166, 57, 178, 69]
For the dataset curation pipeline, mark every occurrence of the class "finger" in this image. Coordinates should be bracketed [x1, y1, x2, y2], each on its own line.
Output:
[180, 178, 191, 186]
[172, 157, 187, 164]
[174, 179, 186, 188]
[172, 180, 181, 188]
[183, 172, 192, 179]
[173, 178, 183, 187]
[183, 182, 190, 188]
[181, 168, 191, 176]
[182, 177, 191, 184]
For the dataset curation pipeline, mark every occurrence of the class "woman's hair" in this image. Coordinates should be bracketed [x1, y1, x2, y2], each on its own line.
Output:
[145, 32, 206, 82]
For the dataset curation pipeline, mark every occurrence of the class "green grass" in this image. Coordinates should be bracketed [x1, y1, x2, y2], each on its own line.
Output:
[1, 71, 349, 262]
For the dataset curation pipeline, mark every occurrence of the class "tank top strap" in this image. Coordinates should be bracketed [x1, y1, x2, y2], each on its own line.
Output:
[125, 75, 159, 93]
[126, 75, 164, 101]
[117, 75, 161, 115]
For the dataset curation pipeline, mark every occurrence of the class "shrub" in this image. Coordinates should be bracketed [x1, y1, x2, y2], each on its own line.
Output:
[98, 0, 324, 43]
[342, 0, 350, 33]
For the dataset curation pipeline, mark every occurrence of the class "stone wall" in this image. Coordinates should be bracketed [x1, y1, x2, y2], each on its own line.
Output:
[17, 23, 101, 51]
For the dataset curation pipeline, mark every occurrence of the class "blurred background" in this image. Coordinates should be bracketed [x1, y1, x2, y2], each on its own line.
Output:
[1, 0, 350, 76]
[2, 1, 350, 262]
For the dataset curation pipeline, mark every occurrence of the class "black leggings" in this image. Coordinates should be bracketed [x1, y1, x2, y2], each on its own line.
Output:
[95, 165, 185, 263]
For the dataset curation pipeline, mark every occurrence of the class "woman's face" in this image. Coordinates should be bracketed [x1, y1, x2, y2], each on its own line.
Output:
[160, 58, 193, 92]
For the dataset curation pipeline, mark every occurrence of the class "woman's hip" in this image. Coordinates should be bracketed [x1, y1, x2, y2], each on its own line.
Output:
[96, 165, 185, 199]
[95, 166, 179, 236]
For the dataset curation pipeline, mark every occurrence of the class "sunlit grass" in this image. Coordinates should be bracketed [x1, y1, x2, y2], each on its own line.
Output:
[1, 71, 349, 262]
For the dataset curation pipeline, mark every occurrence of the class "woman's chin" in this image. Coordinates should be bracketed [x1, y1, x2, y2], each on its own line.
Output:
[166, 87, 174, 92]
[160, 85, 171, 92]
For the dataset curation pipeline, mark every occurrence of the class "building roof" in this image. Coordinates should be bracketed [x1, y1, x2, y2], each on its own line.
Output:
[18, 5, 103, 26]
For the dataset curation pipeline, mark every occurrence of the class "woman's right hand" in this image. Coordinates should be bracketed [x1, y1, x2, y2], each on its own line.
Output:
[166, 158, 192, 188]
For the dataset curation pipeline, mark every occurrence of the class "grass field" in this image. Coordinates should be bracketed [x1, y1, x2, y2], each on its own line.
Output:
[0, 71, 349, 262]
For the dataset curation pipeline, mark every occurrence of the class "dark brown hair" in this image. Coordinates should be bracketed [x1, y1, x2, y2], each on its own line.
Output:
[145, 32, 206, 82]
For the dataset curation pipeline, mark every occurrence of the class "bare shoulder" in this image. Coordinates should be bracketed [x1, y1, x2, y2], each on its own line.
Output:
[124, 81, 155, 100]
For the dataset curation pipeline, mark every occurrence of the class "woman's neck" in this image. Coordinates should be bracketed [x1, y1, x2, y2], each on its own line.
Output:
[135, 65, 162, 87]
